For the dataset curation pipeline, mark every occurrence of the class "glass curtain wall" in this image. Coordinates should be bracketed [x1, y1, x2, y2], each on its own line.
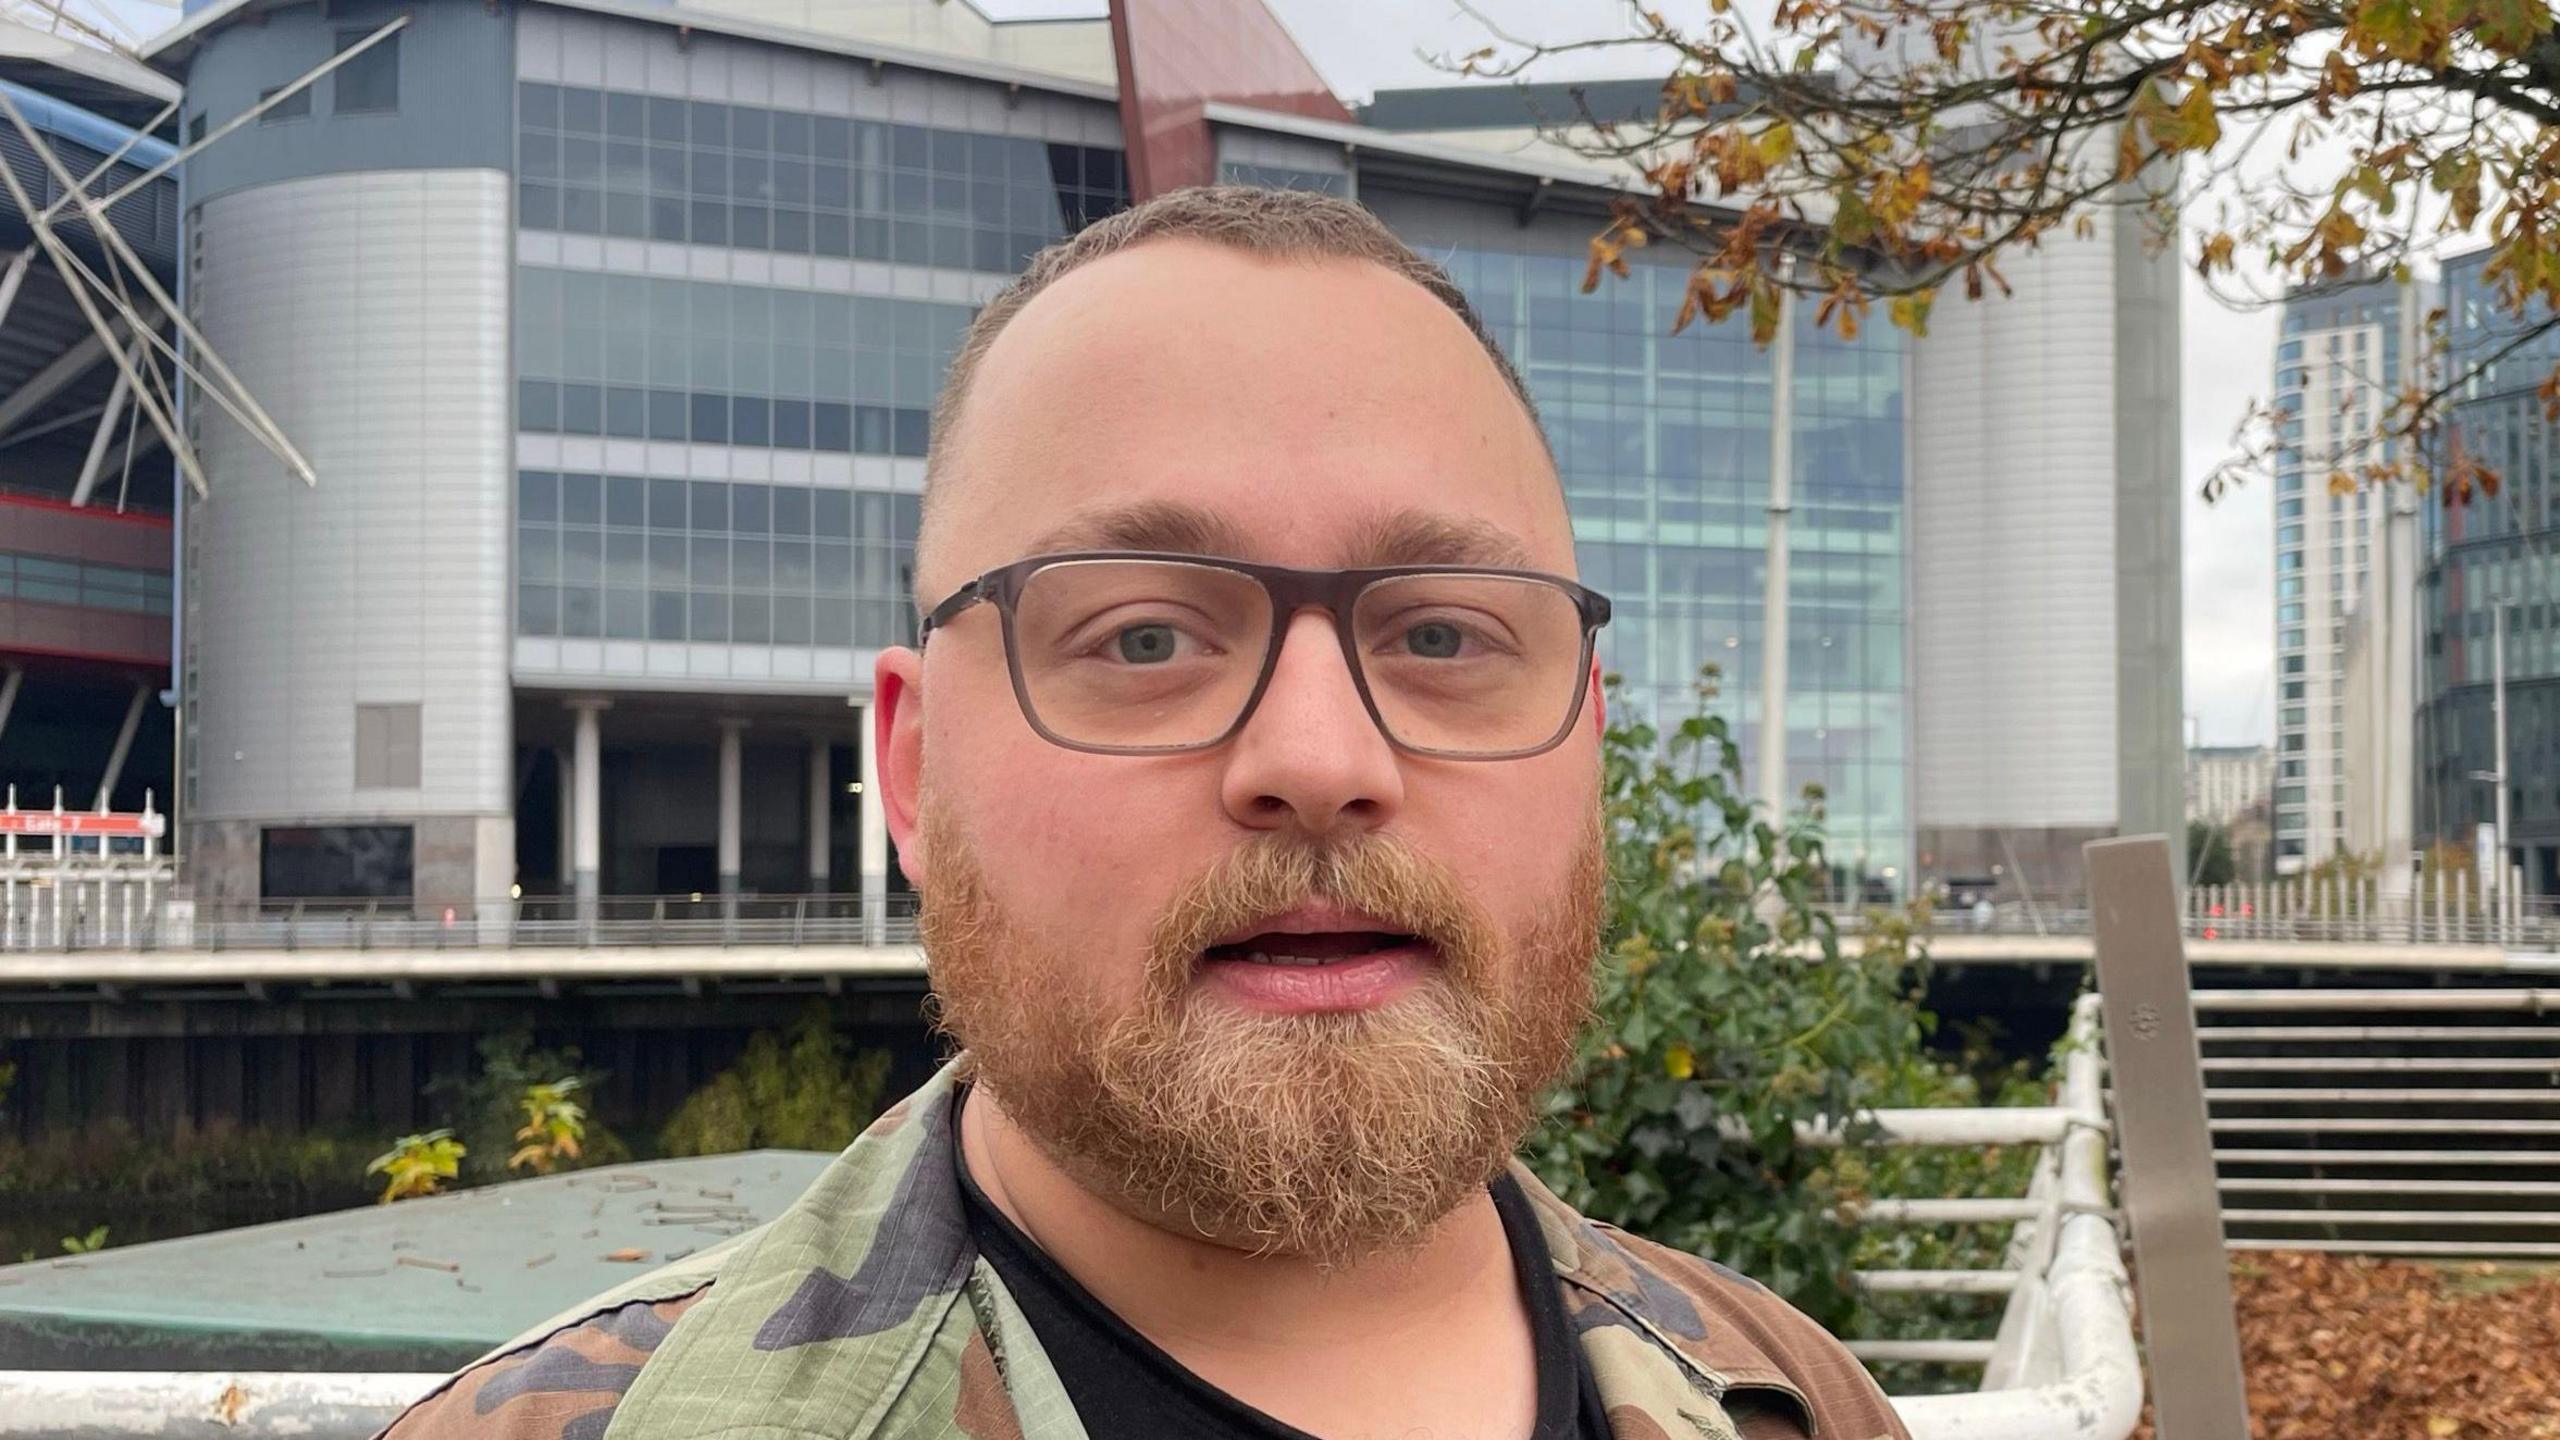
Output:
[1446, 247, 1910, 893]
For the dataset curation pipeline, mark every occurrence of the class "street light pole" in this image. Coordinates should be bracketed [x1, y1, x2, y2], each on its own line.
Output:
[1759, 255, 1798, 826]
[2493, 601, 2510, 889]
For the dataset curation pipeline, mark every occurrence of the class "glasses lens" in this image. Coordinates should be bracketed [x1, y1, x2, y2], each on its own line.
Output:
[1353, 574, 1588, 756]
[1012, 559, 1275, 750]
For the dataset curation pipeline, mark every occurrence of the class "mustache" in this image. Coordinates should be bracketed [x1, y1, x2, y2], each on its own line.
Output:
[1146, 833, 1490, 980]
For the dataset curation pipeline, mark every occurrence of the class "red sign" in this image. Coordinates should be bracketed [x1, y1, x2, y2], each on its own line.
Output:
[0, 811, 164, 839]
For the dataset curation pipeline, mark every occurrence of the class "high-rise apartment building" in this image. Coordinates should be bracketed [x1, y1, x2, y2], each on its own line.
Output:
[2419, 248, 2560, 895]
[2186, 745, 2271, 827]
[2270, 275, 2429, 873]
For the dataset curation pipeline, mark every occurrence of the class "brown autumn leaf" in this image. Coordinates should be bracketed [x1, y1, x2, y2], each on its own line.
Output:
[602, 1247, 651, 1263]
[2128, 1252, 2560, 1440]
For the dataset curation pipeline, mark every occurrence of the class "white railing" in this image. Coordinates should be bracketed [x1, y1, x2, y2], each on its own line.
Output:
[1861, 994, 2145, 1440]
[0, 997, 2143, 1439]
[1897, 877, 2560, 949]
[2195, 979, 2560, 1258]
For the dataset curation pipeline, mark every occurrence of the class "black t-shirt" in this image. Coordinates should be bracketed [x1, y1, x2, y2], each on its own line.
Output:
[955, 1100, 1610, 1439]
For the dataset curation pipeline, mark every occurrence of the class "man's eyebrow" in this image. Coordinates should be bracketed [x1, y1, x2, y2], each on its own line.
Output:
[1354, 511, 1538, 570]
[1027, 500, 1252, 557]
[1023, 502, 1542, 571]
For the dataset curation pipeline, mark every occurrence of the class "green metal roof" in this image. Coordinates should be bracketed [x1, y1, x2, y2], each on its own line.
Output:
[0, 1152, 831, 1372]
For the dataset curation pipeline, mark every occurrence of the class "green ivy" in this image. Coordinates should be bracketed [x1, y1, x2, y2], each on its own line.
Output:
[1525, 671, 2034, 1343]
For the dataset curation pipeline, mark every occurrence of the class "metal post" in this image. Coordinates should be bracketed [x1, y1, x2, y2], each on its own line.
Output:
[1758, 254, 1798, 823]
[2085, 835, 2251, 1440]
[553, 747, 574, 893]
[2509, 863, 2525, 945]
[93, 682, 148, 811]
[806, 734, 832, 894]
[3, 785, 16, 948]
[0, 665, 21, 748]
[569, 698, 607, 917]
[859, 703, 887, 943]
[715, 718, 747, 905]
[2495, 603, 2511, 899]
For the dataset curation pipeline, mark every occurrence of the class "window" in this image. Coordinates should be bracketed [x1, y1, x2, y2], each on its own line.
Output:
[186, 112, 206, 145]
[354, 703, 422, 790]
[260, 825, 414, 903]
[258, 85, 310, 123]
[334, 29, 399, 114]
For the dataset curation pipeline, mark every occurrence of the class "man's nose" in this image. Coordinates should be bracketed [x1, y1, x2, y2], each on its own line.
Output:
[1218, 609, 1404, 839]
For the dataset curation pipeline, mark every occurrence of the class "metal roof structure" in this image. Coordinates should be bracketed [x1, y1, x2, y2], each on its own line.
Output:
[0, 1152, 834, 1371]
[0, 0, 376, 516]
[0, 74, 180, 514]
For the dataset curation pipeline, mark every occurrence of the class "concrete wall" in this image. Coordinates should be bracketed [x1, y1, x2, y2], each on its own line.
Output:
[177, 0, 513, 209]
[1907, 218, 2124, 839]
[182, 167, 514, 909]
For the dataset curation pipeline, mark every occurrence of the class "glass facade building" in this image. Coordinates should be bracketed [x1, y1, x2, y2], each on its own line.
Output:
[1440, 245, 1909, 891]
[2269, 277, 2409, 871]
[166, 0, 1912, 906]
[2420, 249, 2560, 893]
[510, 79, 1132, 677]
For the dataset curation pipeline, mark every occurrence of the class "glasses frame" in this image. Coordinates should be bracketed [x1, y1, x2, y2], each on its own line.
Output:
[919, 550, 1613, 761]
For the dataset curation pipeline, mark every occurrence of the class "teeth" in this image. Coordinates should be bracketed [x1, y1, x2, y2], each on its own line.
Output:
[1242, 951, 1334, 967]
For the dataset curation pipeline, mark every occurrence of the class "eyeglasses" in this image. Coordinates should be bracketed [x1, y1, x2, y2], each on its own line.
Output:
[919, 551, 1612, 760]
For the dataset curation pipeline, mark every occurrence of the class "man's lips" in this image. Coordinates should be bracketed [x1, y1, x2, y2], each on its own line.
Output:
[1202, 902, 1411, 951]
[1194, 905, 1438, 1012]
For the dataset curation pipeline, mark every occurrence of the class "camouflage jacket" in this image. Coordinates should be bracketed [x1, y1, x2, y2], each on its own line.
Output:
[381, 1064, 1909, 1440]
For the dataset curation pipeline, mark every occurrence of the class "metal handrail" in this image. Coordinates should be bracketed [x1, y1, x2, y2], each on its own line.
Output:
[1, 891, 926, 953]
[1850, 882, 2560, 949]
[1861, 993, 2143, 1440]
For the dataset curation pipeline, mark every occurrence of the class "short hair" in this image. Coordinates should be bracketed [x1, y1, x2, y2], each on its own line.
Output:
[916, 185, 1549, 591]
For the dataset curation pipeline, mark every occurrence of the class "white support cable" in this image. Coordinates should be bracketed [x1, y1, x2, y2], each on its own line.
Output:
[21, 204, 284, 488]
[0, 157, 206, 496]
[37, 92, 178, 215]
[0, 88, 314, 485]
[70, 17, 410, 218]
[110, 362, 141, 511]
[0, 244, 33, 332]
[66, 331, 142, 506]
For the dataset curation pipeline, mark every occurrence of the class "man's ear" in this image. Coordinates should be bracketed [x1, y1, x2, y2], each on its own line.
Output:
[874, 647, 927, 890]
[1587, 656, 1607, 738]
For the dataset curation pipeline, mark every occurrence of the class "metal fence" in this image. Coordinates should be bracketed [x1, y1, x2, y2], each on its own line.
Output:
[2194, 978, 2560, 1259]
[0, 996, 2143, 1440]
[1902, 880, 2560, 948]
[0, 890, 923, 952]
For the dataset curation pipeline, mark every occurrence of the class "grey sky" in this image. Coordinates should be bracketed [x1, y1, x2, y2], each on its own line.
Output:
[96, 0, 2280, 746]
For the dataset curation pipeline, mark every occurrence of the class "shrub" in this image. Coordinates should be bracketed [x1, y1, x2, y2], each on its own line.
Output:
[1526, 672, 2025, 1336]
[661, 1006, 891, 1157]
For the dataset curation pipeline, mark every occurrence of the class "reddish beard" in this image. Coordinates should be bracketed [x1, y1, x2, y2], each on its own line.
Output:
[921, 805, 1603, 1264]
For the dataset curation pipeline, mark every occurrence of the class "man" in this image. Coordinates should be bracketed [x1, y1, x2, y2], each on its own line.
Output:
[381, 186, 1907, 1440]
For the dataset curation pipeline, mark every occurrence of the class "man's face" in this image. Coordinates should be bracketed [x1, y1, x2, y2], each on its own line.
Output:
[876, 237, 1605, 1260]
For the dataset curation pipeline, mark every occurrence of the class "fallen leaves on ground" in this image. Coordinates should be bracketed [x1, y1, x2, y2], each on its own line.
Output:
[2134, 1251, 2560, 1438]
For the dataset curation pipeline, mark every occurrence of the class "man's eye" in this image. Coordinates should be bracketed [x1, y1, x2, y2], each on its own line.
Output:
[1404, 622, 1466, 659]
[1116, 624, 1181, 663]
